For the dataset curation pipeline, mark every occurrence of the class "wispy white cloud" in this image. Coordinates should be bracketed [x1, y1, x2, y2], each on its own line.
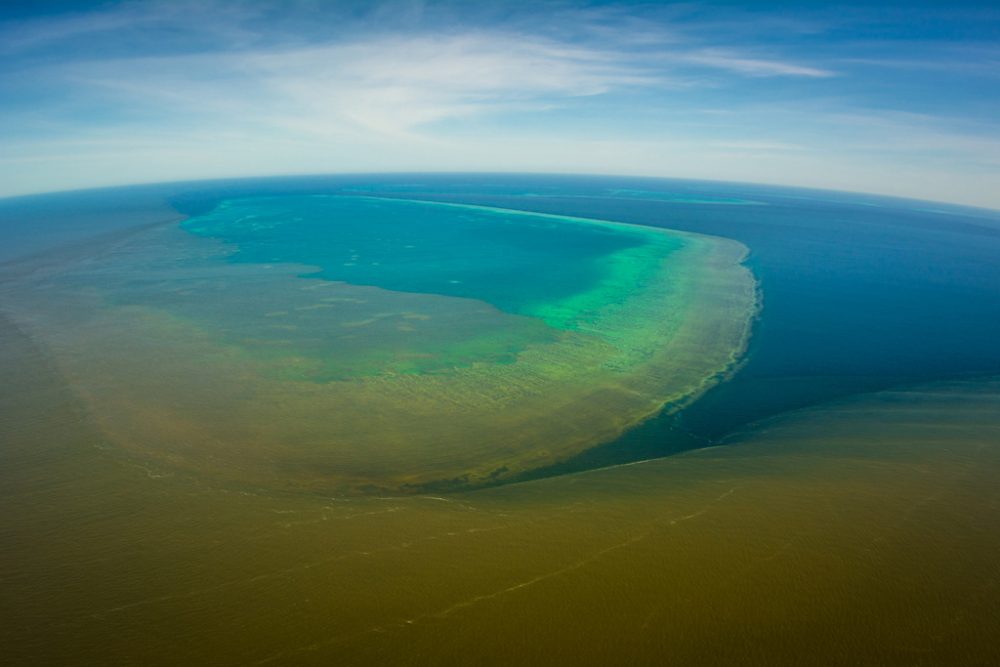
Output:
[836, 52, 1000, 77]
[707, 140, 804, 151]
[45, 31, 657, 139]
[0, 0, 262, 55]
[13, 20, 831, 147]
[0, 5, 149, 53]
[680, 49, 835, 77]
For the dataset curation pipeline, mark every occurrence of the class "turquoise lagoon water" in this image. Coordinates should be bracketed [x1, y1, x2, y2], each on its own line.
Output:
[182, 195, 659, 323]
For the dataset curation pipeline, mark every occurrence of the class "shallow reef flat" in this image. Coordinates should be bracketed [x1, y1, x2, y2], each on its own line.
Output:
[3, 309, 999, 664]
[1, 196, 756, 492]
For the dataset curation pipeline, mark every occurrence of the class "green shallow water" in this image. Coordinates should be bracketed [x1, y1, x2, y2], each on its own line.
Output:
[0, 195, 756, 492]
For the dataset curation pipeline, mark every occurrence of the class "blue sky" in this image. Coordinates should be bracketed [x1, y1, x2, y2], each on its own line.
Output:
[1, 0, 998, 208]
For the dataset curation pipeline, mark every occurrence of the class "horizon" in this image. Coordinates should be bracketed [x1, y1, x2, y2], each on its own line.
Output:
[4, 169, 1000, 216]
[1, 1, 998, 208]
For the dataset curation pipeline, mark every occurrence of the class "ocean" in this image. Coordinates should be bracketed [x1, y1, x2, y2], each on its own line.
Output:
[2, 174, 999, 664]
